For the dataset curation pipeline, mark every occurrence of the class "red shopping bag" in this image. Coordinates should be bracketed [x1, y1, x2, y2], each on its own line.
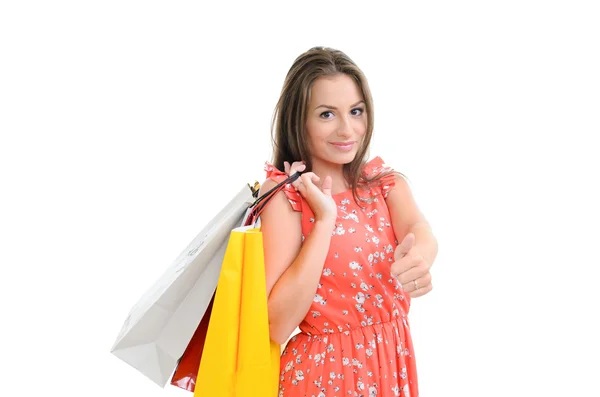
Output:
[170, 297, 214, 391]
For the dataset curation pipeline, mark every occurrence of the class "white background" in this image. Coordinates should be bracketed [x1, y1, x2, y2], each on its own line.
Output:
[1, 1, 599, 396]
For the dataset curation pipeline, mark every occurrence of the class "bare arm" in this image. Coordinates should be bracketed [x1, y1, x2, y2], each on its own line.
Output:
[386, 175, 438, 267]
[259, 178, 335, 344]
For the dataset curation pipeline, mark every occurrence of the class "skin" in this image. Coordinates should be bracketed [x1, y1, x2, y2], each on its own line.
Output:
[259, 73, 438, 345]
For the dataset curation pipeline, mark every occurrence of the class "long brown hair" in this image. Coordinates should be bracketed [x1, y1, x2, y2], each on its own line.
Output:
[271, 46, 402, 205]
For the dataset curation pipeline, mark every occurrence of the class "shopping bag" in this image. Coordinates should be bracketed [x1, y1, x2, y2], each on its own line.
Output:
[169, 297, 214, 391]
[170, 172, 300, 395]
[231, 227, 281, 396]
[193, 226, 279, 397]
[110, 183, 258, 387]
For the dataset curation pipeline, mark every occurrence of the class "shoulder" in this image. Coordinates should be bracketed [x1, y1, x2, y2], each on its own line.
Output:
[258, 162, 303, 213]
[258, 177, 279, 195]
[361, 156, 405, 182]
[264, 162, 288, 184]
[257, 177, 302, 241]
[382, 164, 426, 231]
[360, 156, 407, 199]
[362, 156, 391, 177]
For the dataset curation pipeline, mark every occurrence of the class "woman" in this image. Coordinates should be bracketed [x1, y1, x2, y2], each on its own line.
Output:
[259, 46, 438, 397]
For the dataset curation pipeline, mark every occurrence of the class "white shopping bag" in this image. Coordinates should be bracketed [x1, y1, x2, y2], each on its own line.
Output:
[110, 183, 258, 387]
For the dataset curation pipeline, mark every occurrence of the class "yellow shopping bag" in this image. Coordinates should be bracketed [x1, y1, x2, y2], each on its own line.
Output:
[195, 226, 280, 397]
[194, 227, 242, 396]
[234, 228, 281, 396]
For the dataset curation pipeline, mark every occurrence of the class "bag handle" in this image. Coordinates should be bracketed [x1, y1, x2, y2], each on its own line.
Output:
[244, 172, 301, 226]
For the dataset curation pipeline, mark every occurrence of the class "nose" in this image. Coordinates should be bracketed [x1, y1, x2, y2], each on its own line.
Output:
[336, 115, 353, 138]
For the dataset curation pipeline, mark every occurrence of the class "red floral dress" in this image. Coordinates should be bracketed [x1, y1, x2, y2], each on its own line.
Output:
[265, 157, 419, 397]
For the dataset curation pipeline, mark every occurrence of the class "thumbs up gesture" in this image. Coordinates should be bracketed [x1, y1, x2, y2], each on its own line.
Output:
[391, 233, 433, 298]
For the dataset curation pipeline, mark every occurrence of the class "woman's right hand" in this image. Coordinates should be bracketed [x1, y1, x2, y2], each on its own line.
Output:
[284, 161, 337, 225]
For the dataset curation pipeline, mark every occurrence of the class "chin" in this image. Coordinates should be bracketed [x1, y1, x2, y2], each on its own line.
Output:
[329, 150, 359, 165]
[313, 146, 361, 168]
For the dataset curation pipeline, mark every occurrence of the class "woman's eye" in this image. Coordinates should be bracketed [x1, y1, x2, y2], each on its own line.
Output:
[320, 111, 334, 119]
[351, 107, 365, 116]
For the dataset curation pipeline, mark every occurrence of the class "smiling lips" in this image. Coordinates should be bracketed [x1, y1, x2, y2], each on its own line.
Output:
[330, 141, 356, 152]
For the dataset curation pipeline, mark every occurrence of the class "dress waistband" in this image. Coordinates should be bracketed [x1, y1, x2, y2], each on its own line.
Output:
[300, 316, 408, 338]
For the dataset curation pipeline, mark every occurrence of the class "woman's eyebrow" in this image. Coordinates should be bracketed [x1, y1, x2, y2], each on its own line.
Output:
[314, 100, 365, 111]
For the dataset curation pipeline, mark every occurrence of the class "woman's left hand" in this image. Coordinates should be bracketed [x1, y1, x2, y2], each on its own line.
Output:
[391, 233, 433, 298]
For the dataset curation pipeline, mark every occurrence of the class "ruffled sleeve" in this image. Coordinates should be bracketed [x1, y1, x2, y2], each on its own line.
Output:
[263, 162, 303, 212]
[362, 156, 397, 199]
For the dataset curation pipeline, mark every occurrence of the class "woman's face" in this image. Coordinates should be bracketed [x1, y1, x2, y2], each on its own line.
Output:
[305, 73, 367, 170]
